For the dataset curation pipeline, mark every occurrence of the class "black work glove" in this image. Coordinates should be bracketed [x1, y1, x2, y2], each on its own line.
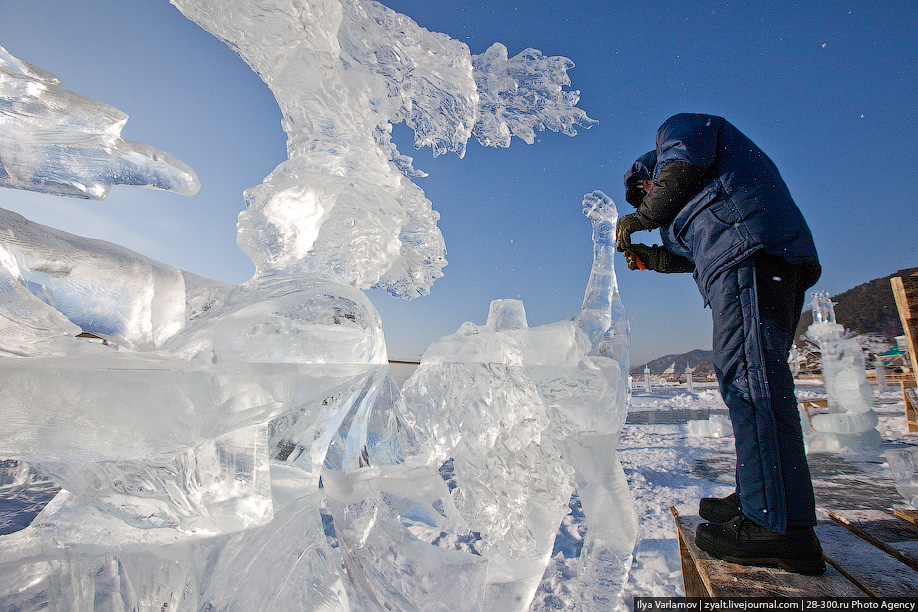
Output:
[615, 213, 644, 253]
[626, 243, 694, 273]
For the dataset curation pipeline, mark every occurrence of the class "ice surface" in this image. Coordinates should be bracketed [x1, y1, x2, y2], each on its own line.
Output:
[802, 291, 881, 451]
[170, 0, 595, 299]
[0, 45, 199, 200]
[0, 0, 605, 609]
[396, 191, 636, 611]
[886, 447, 918, 509]
[686, 414, 733, 438]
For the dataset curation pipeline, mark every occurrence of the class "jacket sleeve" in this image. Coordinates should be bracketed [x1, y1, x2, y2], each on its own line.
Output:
[662, 248, 696, 274]
[633, 113, 720, 229]
[633, 160, 708, 229]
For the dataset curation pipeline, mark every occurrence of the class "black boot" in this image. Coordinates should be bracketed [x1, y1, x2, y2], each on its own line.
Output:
[699, 491, 742, 523]
[695, 515, 826, 576]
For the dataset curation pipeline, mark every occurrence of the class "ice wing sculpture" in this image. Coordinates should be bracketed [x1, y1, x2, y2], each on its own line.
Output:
[0, 45, 199, 200]
[171, 0, 596, 298]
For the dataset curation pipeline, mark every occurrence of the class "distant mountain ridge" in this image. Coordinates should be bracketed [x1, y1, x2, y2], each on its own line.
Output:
[793, 266, 918, 341]
[631, 349, 714, 375]
[633, 266, 917, 374]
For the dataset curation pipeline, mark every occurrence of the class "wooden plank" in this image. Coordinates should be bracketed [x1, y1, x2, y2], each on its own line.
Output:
[891, 273, 918, 319]
[674, 514, 710, 596]
[817, 520, 918, 597]
[671, 508, 863, 597]
[892, 275, 918, 383]
[906, 386, 918, 433]
[827, 509, 918, 571]
[895, 509, 918, 527]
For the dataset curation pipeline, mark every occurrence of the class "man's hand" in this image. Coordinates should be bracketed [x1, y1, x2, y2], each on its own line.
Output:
[626, 243, 694, 273]
[615, 213, 644, 253]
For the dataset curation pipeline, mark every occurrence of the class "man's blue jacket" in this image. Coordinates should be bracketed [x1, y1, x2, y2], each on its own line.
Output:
[624, 113, 820, 302]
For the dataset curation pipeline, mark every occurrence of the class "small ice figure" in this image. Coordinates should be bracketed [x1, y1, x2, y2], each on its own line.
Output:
[789, 344, 801, 377]
[687, 414, 734, 438]
[802, 291, 881, 451]
[885, 447, 918, 509]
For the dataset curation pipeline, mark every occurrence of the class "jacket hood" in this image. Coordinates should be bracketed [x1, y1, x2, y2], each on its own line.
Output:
[624, 150, 657, 187]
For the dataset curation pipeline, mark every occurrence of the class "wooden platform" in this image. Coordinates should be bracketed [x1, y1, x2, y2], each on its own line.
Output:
[904, 380, 918, 433]
[672, 506, 918, 597]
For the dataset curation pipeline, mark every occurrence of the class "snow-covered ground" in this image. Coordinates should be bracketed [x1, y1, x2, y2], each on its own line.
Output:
[611, 379, 914, 608]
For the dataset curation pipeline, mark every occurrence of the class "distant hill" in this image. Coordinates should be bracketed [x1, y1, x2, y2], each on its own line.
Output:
[793, 266, 918, 343]
[631, 349, 714, 375]
[633, 267, 917, 373]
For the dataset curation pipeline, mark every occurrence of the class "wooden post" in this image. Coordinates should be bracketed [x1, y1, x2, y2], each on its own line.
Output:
[891, 273, 918, 378]
[892, 273, 918, 433]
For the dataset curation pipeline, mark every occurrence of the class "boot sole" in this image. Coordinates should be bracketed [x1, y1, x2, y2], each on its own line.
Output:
[717, 553, 826, 576]
[699, 508, 742, 523]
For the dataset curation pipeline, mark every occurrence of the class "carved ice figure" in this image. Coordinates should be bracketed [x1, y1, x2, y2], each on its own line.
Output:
[0, 0, 597, 609]
[0, 44, 199, 200]
[686, 414, 734, 438]
[801, 291, 881, 451]
[397, 191, 636, 611]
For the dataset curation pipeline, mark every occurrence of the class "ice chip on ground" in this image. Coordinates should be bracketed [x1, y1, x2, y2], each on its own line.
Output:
[0, 45, 199, 199]
[686, 414, 734, 438]
[886, 448, 918, 510]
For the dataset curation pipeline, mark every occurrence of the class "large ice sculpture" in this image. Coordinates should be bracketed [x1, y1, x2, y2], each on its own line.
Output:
[0, 0, 602, 610]
[393, 191, 636, 611]
[801, 291, 882, 451]
[0, 45, 200, 200]
[170, 0, 596, 298]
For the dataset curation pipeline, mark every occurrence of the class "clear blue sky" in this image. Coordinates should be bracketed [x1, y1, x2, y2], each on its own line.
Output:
[1, 1, 916, 364]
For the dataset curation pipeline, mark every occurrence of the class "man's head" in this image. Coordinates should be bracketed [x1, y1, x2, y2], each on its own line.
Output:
[624, 150, 657, 207]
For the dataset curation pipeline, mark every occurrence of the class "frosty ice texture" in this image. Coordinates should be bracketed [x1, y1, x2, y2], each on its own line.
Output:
[170, 0, 595, 299]
[0, 45, 199, 200]
[802, 291, 881, 451]
[394, 191, 636, 611]
[887, 446, 918, 509]
[686, 414, 733, 438]
[0, 0, 609, 609]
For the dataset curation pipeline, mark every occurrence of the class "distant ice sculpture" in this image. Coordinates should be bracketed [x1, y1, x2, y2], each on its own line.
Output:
[0, 0, 601, 610]
[801, 291, 882, 452]
[886, 447, 918, 509]
[0, 45, 200, 200]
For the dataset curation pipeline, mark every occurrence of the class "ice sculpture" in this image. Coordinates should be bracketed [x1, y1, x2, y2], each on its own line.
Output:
[396, 191, 636, 611]
[0, 0, 602, 610]
[800, 291, 882, 451]
[0, 45, 199, 200]
[886, 447, 918, 509]
[686, 414, 733, 438]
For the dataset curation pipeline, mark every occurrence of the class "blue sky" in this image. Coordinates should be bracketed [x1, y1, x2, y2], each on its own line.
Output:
[1, 1, 916, 364]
